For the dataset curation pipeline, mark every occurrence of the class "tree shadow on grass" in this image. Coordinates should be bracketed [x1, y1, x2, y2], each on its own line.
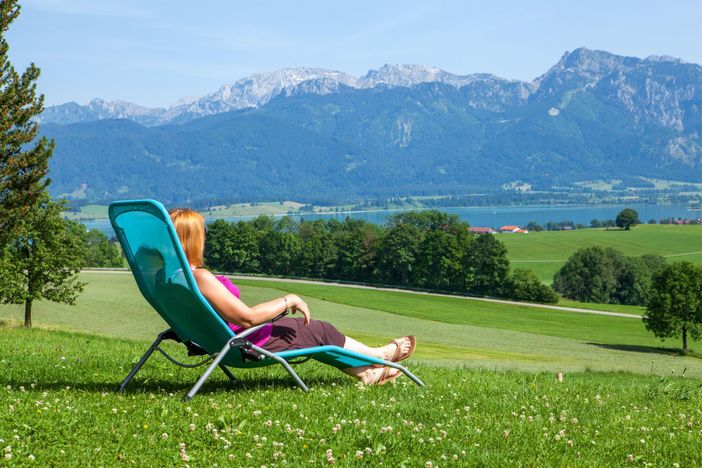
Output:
[587, 342, 694, 357]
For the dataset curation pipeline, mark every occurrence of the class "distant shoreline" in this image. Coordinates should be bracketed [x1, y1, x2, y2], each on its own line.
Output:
[64, 200, 702, 222]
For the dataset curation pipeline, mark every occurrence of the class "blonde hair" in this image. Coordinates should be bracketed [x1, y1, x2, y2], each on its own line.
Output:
[169, 208, 205, 267]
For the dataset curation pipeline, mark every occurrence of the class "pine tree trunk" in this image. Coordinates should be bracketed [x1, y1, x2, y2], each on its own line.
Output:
[682, 325, 688, 354]
[24, 299, 32, 328]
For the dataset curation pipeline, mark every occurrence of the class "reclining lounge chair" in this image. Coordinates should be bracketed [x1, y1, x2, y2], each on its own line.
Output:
[109, 199, 424, 401]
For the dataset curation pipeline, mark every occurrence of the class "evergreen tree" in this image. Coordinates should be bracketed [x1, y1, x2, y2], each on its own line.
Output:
[0, 0, 55, 247]
[0, 195, 86, 327]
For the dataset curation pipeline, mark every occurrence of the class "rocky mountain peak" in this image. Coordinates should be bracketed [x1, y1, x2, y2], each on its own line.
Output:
[361, 64, 446, 87]
[531, 47, 641, 100]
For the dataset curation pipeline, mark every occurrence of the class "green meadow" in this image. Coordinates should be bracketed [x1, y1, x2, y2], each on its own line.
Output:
[500, 224, 702, 284]
[0, 272, 702, 466]
[1, 272, 702, 464]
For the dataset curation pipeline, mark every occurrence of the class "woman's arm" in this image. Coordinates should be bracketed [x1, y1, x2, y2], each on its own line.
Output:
[193, 269, 310, 327]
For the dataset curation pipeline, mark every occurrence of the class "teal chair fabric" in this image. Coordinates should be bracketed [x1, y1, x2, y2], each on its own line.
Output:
[109, 199, 425, 375]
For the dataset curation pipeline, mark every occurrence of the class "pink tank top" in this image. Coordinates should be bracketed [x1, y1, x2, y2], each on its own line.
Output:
[214, 275, 272, 348]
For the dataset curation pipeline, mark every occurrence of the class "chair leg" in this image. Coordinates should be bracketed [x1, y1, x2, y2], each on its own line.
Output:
[183, 340, 234, 402]
[383, 361, 425, 387]
[250, 344, 309, 392]
[117, 329, 170, 392]
[219, 364, 236, 382]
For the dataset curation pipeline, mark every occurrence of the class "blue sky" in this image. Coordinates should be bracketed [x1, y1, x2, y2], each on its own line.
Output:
[7, 0, 701, 107]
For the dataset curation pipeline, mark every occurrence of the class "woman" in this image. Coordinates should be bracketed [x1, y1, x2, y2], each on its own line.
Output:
[169, 208, 416, 385]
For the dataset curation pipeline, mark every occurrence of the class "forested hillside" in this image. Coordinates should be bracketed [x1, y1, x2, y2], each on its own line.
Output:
[43, 49, 702, 205]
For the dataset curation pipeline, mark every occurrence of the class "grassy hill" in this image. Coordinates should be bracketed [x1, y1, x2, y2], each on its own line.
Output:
[499, 224, 702, 283]
[1, 272, 700, 376]
[1, 272, 701, 464]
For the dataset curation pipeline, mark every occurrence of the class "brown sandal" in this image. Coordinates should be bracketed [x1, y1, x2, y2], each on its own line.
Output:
[371, 366, 402, 385]
[390, 336, 416, 362]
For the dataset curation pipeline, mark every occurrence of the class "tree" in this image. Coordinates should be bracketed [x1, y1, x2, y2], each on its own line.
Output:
[83, 228, 123, 267]
[508, 269, 559, 303]
[643, 262, 702, 354]
[0, 196, 86, 327]
[0, 0, 55, 247]
[614, 255, 666, 306]
[526, 221, 544, 232]
[377, 223, 422, 285]
[553, 247, 625, 303]
[467, 234, 510, 296]
[615, 208, 640, 230]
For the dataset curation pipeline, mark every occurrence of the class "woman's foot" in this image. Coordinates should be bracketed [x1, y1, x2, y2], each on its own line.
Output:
[359, 366, 402, 385]
[381, 336, 416, 362]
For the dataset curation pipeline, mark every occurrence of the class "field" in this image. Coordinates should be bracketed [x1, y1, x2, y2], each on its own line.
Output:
[500, 224, 702, 284]
[2, 272, 702, 464]
[62, 204, 110, 221]
[202, 201, 306, 217]
[1, 272, 701, 376]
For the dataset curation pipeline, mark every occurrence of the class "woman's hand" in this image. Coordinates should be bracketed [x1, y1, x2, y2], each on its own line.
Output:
[285, 294, 311, 325]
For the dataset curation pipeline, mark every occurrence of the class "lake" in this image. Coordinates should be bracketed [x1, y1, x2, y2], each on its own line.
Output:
[85, 202, 700, 236]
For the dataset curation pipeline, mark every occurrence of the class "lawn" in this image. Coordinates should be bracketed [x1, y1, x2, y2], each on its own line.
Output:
[1, 327, 701, 466]
[500, 224, 702, 283]
[2, 272, 701, 377]
[2, 272, 702, 464]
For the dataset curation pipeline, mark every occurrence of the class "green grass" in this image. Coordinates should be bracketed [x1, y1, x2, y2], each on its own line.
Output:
[233, 279, 673, 348]
[202, 201, 306, 218]
[2, 273, 702, 464]
[3, 272, 701, 377]
[557, 299, 645, 315]
[62, 204, 110, 221]
[501, 224, 702, 283]
[1, 326, 702, 466]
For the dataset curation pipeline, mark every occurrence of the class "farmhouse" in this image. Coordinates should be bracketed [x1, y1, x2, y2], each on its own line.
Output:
[498, 225, 529, 234]
[469, 227, 497, 234]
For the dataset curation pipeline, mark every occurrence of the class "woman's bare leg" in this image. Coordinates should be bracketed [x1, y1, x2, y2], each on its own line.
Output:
[343, 336, 412, 362]
[339, 336, 413, 383]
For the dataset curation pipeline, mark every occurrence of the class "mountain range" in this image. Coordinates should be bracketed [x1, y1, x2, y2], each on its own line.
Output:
[41, 48, 702, 205]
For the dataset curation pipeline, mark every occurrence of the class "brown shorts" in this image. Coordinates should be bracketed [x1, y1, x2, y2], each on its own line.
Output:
[262, 317, 346, 352]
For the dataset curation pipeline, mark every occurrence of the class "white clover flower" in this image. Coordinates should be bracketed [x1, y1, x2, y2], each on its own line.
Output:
[161, 433, 168, 440]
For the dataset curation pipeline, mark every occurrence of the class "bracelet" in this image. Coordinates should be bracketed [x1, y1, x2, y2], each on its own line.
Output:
[283, 296, 289, 311]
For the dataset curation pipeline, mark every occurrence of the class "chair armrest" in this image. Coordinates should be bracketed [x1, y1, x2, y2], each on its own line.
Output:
[234, 311, 288, 340]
